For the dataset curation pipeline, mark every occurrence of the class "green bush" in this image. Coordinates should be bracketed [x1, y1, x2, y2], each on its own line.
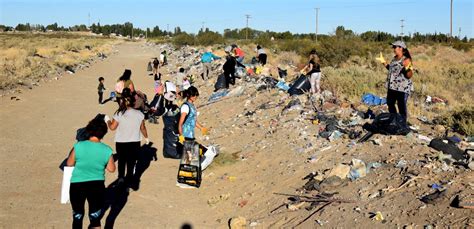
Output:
[172, 33, 195, 47]
[452, 41, 472, 52]
[434, 106, 474, 135]
[196, 31, 224, 46]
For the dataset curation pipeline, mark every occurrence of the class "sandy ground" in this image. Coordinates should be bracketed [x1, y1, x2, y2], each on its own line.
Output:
[0, 41, 472, 228]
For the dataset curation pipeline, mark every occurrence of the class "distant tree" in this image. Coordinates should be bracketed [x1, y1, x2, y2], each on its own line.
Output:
[46, 23, 58, 31]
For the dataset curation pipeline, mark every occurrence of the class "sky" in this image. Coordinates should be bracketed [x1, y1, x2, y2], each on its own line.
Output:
[1, 0, 473, 38]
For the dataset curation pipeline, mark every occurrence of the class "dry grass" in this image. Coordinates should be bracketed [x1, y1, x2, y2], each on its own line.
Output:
[0, 32, 120, 91]
[318, 44, 474, 134]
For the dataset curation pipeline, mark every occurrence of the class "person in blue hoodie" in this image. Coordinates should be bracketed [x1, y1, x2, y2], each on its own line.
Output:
[200, 48, 221, 81]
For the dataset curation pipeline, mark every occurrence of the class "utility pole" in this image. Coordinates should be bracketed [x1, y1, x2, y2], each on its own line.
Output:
[450, 0, 453, 37]
[245, 14, 251, 40]
[315, 8, 319, 42]
[400, 19, 405, 40]
[458, 27, 461, 38]
[201, 21, 205, 32]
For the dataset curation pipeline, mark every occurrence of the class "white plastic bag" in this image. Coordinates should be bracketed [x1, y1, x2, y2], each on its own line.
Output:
[60, 166, 74, 204]
[201, 146, 218, 170]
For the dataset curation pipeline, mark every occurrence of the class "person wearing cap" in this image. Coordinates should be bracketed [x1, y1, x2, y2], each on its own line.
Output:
[376, 40, 414, 123]
[200, 48, 221, 81]
[301, 49, 322, 94]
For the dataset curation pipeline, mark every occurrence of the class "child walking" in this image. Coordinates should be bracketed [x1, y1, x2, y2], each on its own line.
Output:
[98, 77, 106, 104]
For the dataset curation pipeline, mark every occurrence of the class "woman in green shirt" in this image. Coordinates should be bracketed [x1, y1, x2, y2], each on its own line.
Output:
[67, 118, 116, 229]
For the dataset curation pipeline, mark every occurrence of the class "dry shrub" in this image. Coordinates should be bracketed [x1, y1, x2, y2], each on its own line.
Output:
[0, 33, 119, 91]
[434, 106, 474, 135]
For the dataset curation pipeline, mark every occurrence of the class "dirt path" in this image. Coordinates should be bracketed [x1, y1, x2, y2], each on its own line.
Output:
[0, 42, 225, 228]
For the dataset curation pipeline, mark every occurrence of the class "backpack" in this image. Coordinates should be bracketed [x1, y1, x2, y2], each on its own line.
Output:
[362, 113, 410, 135]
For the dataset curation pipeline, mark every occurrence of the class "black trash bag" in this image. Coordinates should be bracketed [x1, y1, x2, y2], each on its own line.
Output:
[162, 113, 182, 159]
[288, 74, 311, 96]
[362, 113, 410, 135]
[214, 73, 227, 91]
[278, 67, 288, 79]
[250, 57, 258, 64]
[428, 138, 467, 162]
[262, 76, 278, 87]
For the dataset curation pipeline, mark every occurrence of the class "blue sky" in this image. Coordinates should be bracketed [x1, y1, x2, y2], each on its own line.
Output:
[1, 0, 472, 37]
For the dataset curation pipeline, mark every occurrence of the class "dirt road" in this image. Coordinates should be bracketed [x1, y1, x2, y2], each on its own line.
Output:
[0, 42, 227, 228]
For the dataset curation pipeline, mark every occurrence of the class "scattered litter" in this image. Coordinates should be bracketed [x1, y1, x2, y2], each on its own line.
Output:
[370, 211, 384, 221]
[420, 189, 446, 204]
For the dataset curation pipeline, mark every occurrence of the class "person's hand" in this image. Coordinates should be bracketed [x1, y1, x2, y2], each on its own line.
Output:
[178, 135, 185, 143]
[201, 127, 209, 136]
[145, 138, 150, 145]
[104, 115, 110, 123]
[375, 52, 386, 64]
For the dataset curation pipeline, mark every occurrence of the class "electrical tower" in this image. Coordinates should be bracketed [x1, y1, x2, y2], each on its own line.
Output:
[315, 8, 319, 42]
[450, 0, 453, 37]
[400, 19, 405, 40]
[245, 14, 251, 40]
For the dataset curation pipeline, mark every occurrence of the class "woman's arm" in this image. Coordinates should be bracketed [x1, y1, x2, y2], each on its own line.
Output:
[108, 119, 119, 130]
[178, 112, 187, 135]
[140, 120, 148, 138]
[106, 155, 116, 172]
[66, 148, 76, 166]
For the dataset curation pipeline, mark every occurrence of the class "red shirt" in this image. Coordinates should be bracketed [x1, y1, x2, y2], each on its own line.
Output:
[234, 48, 244, 57]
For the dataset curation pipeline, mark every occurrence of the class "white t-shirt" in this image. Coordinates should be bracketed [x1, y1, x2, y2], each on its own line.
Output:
[181, 103, 190, 114]
[113, 109, 145, 143]
[176, 73, 185, 86]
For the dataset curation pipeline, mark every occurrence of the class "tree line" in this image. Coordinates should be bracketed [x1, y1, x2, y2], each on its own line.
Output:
[1, 22, 471, 44]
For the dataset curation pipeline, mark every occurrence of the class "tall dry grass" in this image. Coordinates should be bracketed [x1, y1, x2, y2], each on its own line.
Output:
[0, 32, 120, 90]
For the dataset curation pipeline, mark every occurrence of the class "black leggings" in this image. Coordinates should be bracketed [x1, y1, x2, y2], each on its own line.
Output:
[98, 92, 103, 104]
[70, 180, 105, 229]
[387, 89, 409, 122]
[116, 142, 140, 182]
[258, 53, 267, 66]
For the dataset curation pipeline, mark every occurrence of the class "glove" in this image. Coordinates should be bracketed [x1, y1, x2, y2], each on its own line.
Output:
[178, 135, 185, 143]
[145, 138, 150, 145]
[201, 127, 209, 136]
[405, 62, 413, 71]
[104, 115, 110, 123]
[375, 52, 386, 64]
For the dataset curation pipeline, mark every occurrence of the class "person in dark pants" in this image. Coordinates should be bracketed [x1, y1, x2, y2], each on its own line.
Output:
[223, 47, 246, 89]
[98, 77, 106, 104]
[377, 40, 414, 123]
[67, 118, 116, 229]
[256, 45, 267, 66]
[105, 88, 149, 190]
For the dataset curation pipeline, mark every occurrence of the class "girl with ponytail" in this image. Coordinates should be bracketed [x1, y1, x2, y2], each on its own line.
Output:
[105, 87, 149, 189]
[178, 86, 208, 142]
